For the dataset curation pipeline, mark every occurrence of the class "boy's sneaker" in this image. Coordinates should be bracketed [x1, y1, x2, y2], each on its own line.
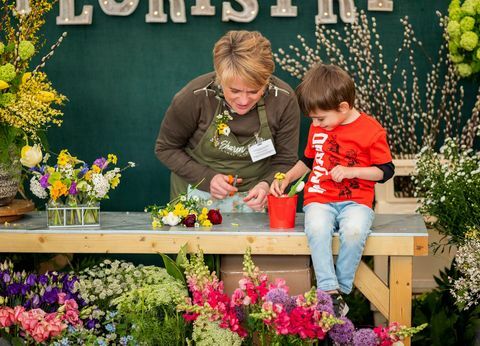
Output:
[332, 293, 349, 317]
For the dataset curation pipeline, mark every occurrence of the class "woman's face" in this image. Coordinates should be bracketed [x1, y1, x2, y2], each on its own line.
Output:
[221, 77, 265, 115]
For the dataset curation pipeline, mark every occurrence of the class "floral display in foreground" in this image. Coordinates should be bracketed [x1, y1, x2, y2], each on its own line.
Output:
[146, 182, 222, 228]
[179, 248, 427, 345]
[448, 0, 480, 77]
[21, 146, 134, 226]
[0, 0, 67, 167]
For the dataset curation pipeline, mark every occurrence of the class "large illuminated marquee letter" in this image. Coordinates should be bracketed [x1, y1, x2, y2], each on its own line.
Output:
[222, 0, 258, 23]
[57, 0, 93, 25]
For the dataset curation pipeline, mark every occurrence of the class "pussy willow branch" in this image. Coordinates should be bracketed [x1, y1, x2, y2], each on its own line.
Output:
[275, 10, 479, 157]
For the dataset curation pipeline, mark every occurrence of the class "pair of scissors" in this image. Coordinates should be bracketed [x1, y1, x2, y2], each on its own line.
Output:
[228, 174, 238, 196]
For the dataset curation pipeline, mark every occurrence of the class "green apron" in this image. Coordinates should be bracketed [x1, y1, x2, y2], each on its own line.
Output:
[170, 98, 273, 212]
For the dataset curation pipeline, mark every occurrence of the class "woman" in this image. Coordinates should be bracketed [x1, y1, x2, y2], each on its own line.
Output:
[155, 30, 300, 212]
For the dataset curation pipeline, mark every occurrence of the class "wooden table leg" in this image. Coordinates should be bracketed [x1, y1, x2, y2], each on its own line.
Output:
[389, 256, 412, 346]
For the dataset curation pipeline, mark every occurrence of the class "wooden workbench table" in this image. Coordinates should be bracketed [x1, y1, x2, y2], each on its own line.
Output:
[0, 212, 427, 345]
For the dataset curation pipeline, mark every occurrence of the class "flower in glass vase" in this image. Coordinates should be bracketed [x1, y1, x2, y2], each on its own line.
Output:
[0, 1, 67, 206]
[21, 146, 135, 227]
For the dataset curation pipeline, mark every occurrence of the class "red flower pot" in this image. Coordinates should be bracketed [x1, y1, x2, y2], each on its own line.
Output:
[267, 194, 297, 229]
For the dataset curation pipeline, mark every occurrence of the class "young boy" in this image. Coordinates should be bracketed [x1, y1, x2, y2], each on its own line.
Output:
[270, 64, 394, 316]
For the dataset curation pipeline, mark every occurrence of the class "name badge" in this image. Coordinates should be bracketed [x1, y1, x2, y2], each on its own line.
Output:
[248, 139, 276, 162]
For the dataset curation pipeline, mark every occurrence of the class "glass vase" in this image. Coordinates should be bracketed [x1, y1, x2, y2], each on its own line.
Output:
[46, 199, 100, 228]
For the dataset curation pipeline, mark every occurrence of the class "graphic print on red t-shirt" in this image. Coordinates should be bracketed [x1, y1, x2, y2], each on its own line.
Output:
[303, 113, 392, 208]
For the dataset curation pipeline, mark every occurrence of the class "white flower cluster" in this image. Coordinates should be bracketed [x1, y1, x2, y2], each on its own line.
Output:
[74, 259, 181, 309]
[29, 176, 48, 199]
[450, 231, 480, 310]
[414, 137, 480, 245]
[89, 173, 110, 199]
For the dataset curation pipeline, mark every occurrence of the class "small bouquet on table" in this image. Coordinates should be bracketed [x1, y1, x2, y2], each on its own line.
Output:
[21, 145, 134, 227]
[146, 181, 223, 228]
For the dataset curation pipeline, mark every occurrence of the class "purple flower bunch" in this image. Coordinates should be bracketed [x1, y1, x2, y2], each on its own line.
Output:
[0, 261, 85, 314]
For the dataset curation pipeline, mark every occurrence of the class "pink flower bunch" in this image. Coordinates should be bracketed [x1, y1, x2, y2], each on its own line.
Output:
[0, 298, 81, 343]
[373, 322, 418, 346]
[0, 305, 66, 343]
[250, 288, 342, 342]
[180, 251, 247, 337]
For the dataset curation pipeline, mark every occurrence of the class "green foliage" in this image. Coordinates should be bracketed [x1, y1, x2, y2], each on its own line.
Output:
[448, 0, 480, 77]
[113, 285, 189, 345]
[160, 253, 186, 285]
[412, 263, 480, 345]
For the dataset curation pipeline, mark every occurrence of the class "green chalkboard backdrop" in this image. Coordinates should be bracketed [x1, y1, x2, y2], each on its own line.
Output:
[37, 0, 476, 211]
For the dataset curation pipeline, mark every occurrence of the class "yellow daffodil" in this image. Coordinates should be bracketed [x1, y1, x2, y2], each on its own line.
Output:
[36, 90, 55, 102]
[50, 180, 68, 201]
[92, 165, 101, 174]
[274, 172, 286, 181]
[57, 150, 71, 166]
[108, 154, 118, 165]
[173, 203, 189, 218]
[0, 80, 9, 90]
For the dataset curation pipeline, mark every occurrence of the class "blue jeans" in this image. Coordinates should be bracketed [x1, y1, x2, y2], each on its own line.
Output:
[303, 201, 374, 294]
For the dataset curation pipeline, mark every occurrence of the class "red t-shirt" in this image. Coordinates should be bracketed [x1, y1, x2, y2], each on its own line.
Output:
[303, 113, 392, 208]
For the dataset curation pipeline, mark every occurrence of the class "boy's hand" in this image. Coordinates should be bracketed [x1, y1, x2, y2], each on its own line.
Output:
[330, 166, 357, 182]
[270, 177, 290, 197]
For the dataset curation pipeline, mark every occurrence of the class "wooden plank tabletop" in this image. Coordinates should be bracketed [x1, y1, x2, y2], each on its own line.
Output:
[0, 212, 428, 255]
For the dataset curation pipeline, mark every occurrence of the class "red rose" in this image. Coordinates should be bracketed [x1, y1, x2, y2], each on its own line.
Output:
[207, 209, 222, 225]
[183, 214, 197, 227]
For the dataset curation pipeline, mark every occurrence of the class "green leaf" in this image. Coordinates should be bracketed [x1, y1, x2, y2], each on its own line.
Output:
[160, 253, 185, 285]
[287, 171, 308, 197]
[175, 243, 188, 269]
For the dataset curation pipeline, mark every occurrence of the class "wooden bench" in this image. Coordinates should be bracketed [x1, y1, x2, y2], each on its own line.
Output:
[0, 212, 428, 346]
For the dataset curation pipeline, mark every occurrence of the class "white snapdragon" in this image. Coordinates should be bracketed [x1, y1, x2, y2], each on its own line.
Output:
[29, 177, 48, 199]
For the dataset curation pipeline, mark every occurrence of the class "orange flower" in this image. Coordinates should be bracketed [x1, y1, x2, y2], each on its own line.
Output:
[50, 181, 68, 201]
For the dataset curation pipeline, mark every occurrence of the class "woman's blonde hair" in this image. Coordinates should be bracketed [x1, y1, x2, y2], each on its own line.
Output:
[213, 30, 274, 89]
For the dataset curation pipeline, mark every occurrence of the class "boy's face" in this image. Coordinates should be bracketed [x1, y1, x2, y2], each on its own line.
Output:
[309, 108, 348, 130]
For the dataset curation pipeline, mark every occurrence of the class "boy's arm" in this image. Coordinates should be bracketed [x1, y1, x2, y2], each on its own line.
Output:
[330, 165, 384, 183]
[270, 160, 311, 196]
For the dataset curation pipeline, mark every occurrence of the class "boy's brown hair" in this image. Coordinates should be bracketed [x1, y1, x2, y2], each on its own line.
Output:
[296, 64, 355, 115]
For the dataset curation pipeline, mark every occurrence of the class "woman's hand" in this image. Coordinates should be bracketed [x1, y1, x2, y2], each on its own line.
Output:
[210, 174, 242, 199]
[243, 181, 269, 211]
[270, 176, 291, 197]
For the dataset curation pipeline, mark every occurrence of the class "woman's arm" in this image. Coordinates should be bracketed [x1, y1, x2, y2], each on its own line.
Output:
[154, 92, 217, 192]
